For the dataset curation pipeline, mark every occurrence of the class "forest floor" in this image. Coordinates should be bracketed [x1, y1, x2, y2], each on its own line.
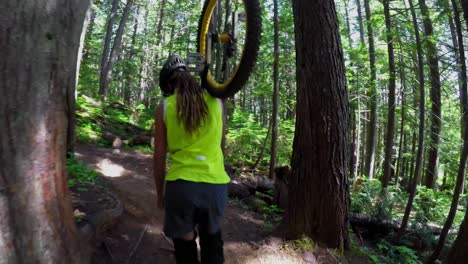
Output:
[74, 144, 369, 264]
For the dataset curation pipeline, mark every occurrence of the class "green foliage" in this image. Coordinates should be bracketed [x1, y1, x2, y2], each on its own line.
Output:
[75, 95, 151, 146]
[75, 96, 105, 144]
[290, 236, 316, 252]
[350, 177, 466, 231]
[350, 177, 406, 220]
[375, 240, 421, 264]
[353, 238, 421, 264]
[67, 157, 98, 187]
[413, 186, 453, 226]
[225, 108, 294, 169]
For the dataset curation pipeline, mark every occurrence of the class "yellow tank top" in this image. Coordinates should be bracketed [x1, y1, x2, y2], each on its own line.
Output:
[164, 92, 230, 184]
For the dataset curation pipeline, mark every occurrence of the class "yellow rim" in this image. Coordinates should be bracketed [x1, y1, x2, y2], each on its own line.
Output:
[199, 0, 246, 90]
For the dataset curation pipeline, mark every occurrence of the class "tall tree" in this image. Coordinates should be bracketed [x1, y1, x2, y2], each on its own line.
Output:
[0, 0, 91, 262]
[285, 0, 349, 248]
[363, 0, 378, 179]
[382, 0, 397, 187]
[399, 0, 426, 234]
[419, 0, 442, 189]
[269, 0, 280, 179]
[68, 2, 93, 156]
[429, 0, 468, 261]
[99, 0, 135, 97]
[99, 0, 120, 86]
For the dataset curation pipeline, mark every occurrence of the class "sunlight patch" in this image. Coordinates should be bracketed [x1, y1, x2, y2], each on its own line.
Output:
[96, 158, 126, 177]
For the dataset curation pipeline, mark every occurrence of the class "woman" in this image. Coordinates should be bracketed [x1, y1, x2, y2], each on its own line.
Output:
[153, 55, 230, 264]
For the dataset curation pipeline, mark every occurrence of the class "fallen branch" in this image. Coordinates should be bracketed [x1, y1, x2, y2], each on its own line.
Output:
[126, 226, 147, 264]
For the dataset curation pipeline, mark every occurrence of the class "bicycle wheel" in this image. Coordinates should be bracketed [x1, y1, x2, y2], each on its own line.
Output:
[197, 0, 262, 98]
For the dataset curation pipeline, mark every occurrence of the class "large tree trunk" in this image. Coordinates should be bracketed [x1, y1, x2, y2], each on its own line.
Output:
[428, 0, 468, 262]
[285, 0, 349, 249]
[269, 0, 280, 179]
[0, 0, 91, 262]
[419, 0, 442, 189]
[381, 0, 396, 188]
[99, 0, 135, 98]
[363, 0, 378, 179]
[399, 0, 426, 235]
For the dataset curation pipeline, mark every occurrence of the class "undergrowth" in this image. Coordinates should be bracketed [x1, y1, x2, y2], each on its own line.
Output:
[67, 156, 98, 187]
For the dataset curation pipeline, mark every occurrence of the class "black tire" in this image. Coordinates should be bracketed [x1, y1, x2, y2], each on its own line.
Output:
[197, 0, 262, 98]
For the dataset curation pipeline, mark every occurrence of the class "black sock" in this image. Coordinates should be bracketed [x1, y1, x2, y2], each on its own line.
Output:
[199, 230, 224, 264]
[173, 234, 199, 264]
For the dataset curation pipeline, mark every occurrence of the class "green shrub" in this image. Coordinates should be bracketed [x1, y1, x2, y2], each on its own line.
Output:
[67, 157, 98, 187]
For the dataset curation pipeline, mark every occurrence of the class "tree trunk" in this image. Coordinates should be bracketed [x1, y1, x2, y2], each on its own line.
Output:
[428, 0, 468, 261]
[399, 0, 426, 235]
[99, 0, 135, 98]
[123, 4, 141, 105]
[382, 0, 396, 188]
[269, 0, 280, 179]
[285, 0, 349, 249]
[363, 0, 378, 179]
[447, 206, 468, 262]
[152, 0, 168, 86]
[356, 5, 366, 178]
[67, 3, 93, 156]
[419, 0, 442, 189]
[356, 0, 366, 45]
[0, 0, 91, 262]
[395, 48, 407, 185]
[99, 0, 119, 92]
[252, 123, 272, 171]
[462, 0, 468, 29]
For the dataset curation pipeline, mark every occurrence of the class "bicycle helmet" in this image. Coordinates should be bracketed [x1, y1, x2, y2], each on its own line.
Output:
[159, 54, 188, 96]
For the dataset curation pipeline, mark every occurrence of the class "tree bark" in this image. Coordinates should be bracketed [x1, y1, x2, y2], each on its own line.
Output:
[462, 0, 468, 29]
[419, 0, 442, 189]
[395, 48, 407, 184]
[0, 0, 91, 262]
[285, 0, 349, 249]
[99, 0, 135, 98]
[428, 0, 468, 261]
[363, 0, 378, 179]
[382, 0, 397, 188]
[152, 0, 168, 87]
[447, 206, 468, 262]
[269, 0, 280, 179]
[99, 0, 119, 92]
[67, 2, 93, 156]
[123, 4, 141, 105]
[399, 0, 426, 235]
[356, 0, 366, 45]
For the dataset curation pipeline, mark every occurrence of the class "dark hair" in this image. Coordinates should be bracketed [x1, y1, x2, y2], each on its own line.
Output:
[167, 71, 208, 134]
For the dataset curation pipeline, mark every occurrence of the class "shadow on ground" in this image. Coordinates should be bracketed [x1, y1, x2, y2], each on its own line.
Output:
[76, 144, 271, 264]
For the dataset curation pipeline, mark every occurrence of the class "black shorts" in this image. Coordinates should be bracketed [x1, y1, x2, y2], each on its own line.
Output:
[163, 180, 228, 239]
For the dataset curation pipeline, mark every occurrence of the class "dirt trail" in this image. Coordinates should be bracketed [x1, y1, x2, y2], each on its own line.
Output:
[75, 144, 302, 264]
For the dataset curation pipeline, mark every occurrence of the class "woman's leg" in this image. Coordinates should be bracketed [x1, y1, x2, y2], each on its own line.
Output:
[173, 231, 199, 264]
[199, 228, 224, 264]
[197, 184, 227, 264]
[164, 181, 199, 264]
